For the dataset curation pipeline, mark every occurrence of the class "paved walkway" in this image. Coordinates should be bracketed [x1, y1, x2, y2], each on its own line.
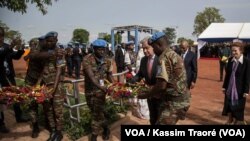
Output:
[1, 59, 249, 141]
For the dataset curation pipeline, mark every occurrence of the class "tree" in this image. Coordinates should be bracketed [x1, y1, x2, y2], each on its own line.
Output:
[177, 37, 186, 44]
[163, 27, 177, 45]
[193, 7, 225, 37]
[103, 34, 111, 42]
[177, 37, 194, 46]
[103, 33, 122, 45]
[72, 28, 89, 44]
[0, 20, 22, 41]
[0, 0, 58, 15]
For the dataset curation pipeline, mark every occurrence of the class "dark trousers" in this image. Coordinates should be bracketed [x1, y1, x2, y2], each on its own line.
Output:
[13, 103, 23, 121]
[0, 112, 4, 126]
[147, 98, 161, 125]
[219, 61, 227, 80]
[1, 77, 23, 123]
[66, 57, 73, 76]
[73, 59, 81, 79]
[85, 94, 109, 135]
[0, 104, 23, 124]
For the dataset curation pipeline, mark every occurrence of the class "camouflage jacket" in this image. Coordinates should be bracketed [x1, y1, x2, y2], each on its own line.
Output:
[41, 50, 66, 85]
[82, 54, 113, 93]
[25, 44, 44, 86]
[156, 48, 187, 96]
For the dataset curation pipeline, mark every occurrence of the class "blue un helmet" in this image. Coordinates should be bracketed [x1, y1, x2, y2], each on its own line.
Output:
[148, 32, 166, 45]
[45, 31, 58, 39]
[67, 42, 73, 48]
[38, 35, 45, 41]
[92, 39, 107, 48]
[74, 41, 80, 48]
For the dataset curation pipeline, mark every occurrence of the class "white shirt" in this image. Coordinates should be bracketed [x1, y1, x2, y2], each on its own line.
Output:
[121, 48, 125, 55]
[135, 48, 145, 72]
[182, 50, 188, 59]
[232, 54, 243, 64]
[124, 51, 131, 65]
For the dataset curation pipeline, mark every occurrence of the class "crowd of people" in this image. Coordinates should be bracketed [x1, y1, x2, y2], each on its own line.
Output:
[0, 26, 250, 141]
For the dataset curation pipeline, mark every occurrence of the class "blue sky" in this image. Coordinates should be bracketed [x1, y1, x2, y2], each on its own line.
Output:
[1, 0, 250, 44]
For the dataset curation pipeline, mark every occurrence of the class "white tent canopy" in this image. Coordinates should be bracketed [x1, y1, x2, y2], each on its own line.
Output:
[198, 23, 250, 42]
[238, 23, 250, 40]
[196, 23, 250, 59]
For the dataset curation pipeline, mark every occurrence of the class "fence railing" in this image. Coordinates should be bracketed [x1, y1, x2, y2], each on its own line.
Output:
[63, 69, 130, 125]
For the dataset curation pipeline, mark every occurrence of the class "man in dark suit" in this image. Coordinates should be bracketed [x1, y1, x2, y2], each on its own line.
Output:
[72, 42, 82, 79]
[180, 40, 197, 89]
[3, 37, 29, 123]
[132, 37, 160, 125]
[0, 27, 11, 133]
[0, 27, 28, 133]
[4, 39, 25, 85]
[115, 43, 125, 82]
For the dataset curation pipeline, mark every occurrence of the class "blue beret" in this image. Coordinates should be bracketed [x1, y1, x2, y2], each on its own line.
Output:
[45, 31, 58, 38]
[149, 32, 165, 44]
[126, 40, 134, 45]
[92, 39, 107, 48]
[116, 44, 121, 48]
[74, 41, 80, 46]
[59, 44, 64, 49]
[38, 35, 45, 40]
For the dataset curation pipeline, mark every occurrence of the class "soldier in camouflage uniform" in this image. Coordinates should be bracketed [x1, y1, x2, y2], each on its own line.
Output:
[138, 32, 190, 125]
[27, 31, 66, 141]
[82, 39, 113, 141]
[24, 36, 46, 138]
[41, 31, 65, 141]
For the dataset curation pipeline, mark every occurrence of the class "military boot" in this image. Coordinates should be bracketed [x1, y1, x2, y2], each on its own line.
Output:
[102, 128, 110, 140]
[31, 122, 40, 138]
[47, 130, 56, 141]
[47, 130, 63, 141]
[89, 134, 98, 141]
[52, 130, 63, 141]
[0, 124, 9, 133]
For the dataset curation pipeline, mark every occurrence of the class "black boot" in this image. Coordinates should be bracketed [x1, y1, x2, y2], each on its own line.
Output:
[52, 131, 63, 141]
[31, 122, 40, 138]
[47, 130, 63, 141]
[89, 134, 97, 141]
[102, 128, 110, 140]
[0, 124, 9, 133]
[47, 130, 56, 141]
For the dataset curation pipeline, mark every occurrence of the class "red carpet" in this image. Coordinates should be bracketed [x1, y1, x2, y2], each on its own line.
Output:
[199, 57, 219, 60]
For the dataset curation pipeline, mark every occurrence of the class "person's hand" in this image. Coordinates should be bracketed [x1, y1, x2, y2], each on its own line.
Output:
[127, 65, 132, 72]
[23, 55, 29, 61]
[96, 88, 106, 99]
[190, 82, 195, 89]
[48, 88, 56, 97]
[222, 89, 226, 94]
[100, 86, 107, 93]
[10, 38, 22, 49]
[152, 93, 162, 99]
[243, 93, 249, 98]
[55, 48, 65, 58]
[137, 93, 148, 99]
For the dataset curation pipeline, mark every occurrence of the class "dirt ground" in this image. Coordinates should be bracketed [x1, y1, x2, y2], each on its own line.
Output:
[0, 57, 249, 141]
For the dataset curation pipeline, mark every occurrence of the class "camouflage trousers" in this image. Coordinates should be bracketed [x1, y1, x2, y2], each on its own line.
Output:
[29, 85, 65, 131]
[85, 92, 109, 135]
[47, 85, 65, 131]
[29, 101, 39, 124]
[157, 91, 191, 125]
